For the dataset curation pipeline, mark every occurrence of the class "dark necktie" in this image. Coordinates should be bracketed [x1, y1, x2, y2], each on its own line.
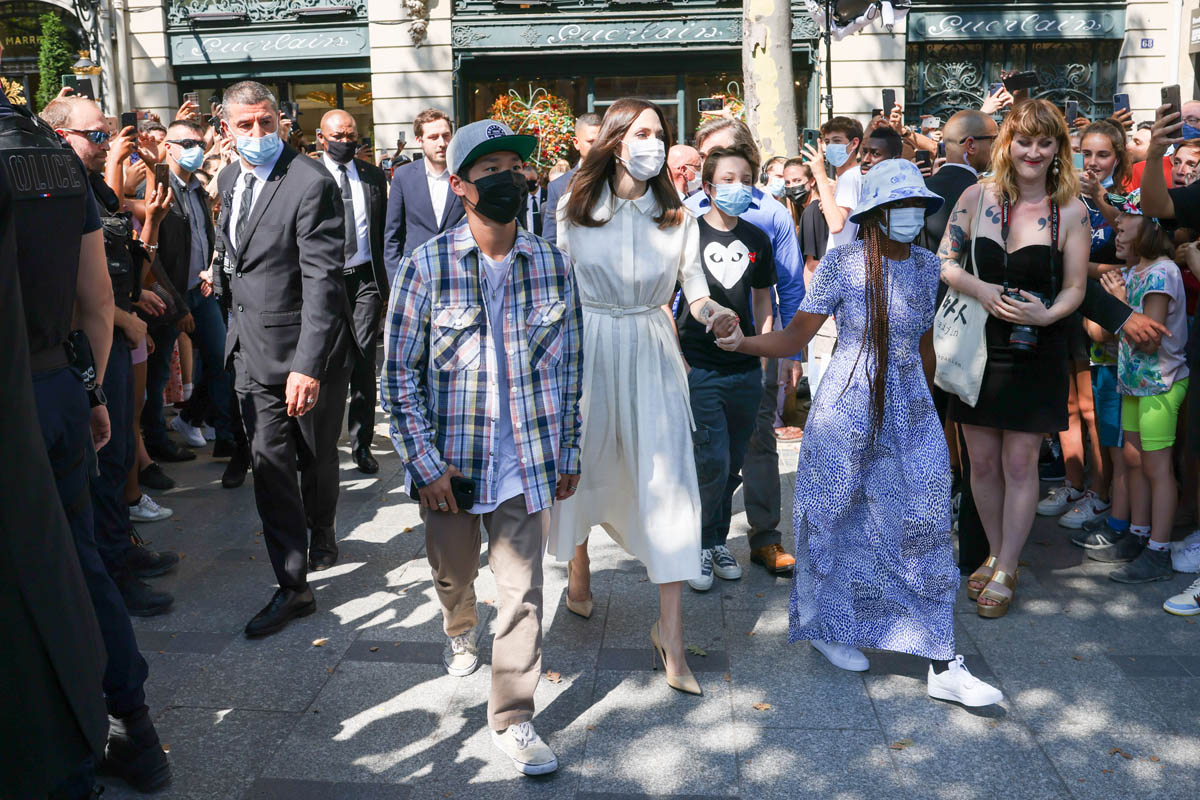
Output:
[235, 172, 256, 254]
[339, 165, 356, 261]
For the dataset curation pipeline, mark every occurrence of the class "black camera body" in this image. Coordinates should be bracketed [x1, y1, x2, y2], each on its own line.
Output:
[1003, 288, 1050, 353]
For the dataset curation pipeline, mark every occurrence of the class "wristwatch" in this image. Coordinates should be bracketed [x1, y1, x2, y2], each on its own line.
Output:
[88, 385, 107, 408]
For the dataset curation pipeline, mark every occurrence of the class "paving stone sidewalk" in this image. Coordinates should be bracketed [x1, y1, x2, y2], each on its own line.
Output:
[100, 428, 1200, 800]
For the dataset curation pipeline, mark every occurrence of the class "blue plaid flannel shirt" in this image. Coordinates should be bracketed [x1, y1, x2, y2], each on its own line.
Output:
[381, 220, 583, 514]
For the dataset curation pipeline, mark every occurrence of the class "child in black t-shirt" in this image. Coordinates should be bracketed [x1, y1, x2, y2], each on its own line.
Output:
[675, 146, 776, 593]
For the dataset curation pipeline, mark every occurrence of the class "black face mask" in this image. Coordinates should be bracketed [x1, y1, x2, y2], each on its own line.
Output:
[526, 178, 539, 192]
[466, 170, 526, 224]
[324, 139, 357, 164]
[785, 184, 810, 202]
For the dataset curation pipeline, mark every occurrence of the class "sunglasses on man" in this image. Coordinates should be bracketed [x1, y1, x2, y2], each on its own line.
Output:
[167, 138, 205, 150]
[63, 128, 111, 144]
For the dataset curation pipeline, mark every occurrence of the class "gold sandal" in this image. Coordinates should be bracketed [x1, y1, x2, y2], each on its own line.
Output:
[966, 556, 998, 601]
[977, 569, 1017, 618]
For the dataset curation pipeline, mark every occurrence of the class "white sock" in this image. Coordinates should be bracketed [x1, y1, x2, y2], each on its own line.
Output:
[181, 382, 193, 401]
[1130, 525, 1151, 538]
[1146, 539, 1169, 552]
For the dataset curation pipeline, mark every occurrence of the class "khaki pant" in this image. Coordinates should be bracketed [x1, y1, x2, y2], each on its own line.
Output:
[423, 495, 546, 731]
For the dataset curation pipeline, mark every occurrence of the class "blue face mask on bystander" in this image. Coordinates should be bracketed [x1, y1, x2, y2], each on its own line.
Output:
[712, 182, 753, 216]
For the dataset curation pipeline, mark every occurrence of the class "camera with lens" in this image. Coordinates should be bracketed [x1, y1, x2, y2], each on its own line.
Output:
[1003, 287, 1050, 353]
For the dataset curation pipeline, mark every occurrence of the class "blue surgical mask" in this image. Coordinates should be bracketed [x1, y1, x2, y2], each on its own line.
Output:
[825, 143, 851, 168]
[884, 207, 927, 244]
[766, 176, 786, 197]
[236, 131, 283, 166]
[176, 145, 204, 173]
[712, 183, 753, 216]
[1183, 123, 1200, 140]
[1100, 172, 1114, 189]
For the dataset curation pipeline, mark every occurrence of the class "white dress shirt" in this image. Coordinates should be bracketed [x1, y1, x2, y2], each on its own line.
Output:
[425, 159, 450, 223]
[229, 144, 285, 252]
[322, 153, 372, 267]
[940, 160, 979, 178]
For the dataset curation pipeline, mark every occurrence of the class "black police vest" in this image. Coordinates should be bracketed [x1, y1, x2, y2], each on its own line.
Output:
[89, 173, 138, 313]
[0, 104, 88, 361]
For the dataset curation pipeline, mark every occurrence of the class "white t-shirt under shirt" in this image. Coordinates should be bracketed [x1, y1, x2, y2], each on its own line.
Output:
[471, 249, 524, 515]
[826, 167, 864, 252]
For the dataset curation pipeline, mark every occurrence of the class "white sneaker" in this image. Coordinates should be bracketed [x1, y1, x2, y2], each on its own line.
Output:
[689, 549, 714, 592]
[1058, 490, 1111, 529]
[927, 655, 1004, 707]
[1171, 531, 1200, 573]
[491, 721, 558, 775]
[443, 633, 479, 677]
[170, 415, 206, 448]
[1163, 576, 1200, 616]
[1037, 483, 1082, 516]
[128, 494, 173, 523]
[811, 639, 869, 672]
[711, 544, 743, 580]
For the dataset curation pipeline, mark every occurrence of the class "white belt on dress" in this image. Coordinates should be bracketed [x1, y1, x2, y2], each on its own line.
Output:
[581, 301, 660, 318]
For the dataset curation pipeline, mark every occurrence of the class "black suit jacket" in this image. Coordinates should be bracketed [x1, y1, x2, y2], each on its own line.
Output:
[156, 172, 215, 310]
[542, 164, 577, 247]
[352, 157, 390, 300]
[383, 158, 464, 285]
[217, 145, 355, 386]
[922, 163, 977, 254]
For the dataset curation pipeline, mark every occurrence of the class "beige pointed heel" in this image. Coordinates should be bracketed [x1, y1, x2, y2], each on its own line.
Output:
[650, 621, 702, 696]
[565, 558, 593, 619]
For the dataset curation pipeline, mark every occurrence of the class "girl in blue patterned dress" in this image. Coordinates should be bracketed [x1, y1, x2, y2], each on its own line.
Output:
[715, 160, 1003, 707]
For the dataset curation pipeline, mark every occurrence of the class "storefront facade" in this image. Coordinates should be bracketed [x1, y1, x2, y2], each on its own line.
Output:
[0, 0, 88, 107]
[450, 0, 820, 146]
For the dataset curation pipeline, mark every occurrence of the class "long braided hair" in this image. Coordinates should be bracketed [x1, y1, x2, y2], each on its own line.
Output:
[840, 207, 892, 442]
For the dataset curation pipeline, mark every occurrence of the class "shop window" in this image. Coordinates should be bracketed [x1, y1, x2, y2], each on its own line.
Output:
[905, 39, 1121, 125]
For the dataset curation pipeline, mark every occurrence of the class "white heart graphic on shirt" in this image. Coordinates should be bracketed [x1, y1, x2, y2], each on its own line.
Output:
[702, 240, 751, 290]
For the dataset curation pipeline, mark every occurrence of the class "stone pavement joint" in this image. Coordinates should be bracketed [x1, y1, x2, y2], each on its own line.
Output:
[97, 432, 1200, 799]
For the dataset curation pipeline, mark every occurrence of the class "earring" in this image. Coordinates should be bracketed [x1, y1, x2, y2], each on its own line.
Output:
[1051, 159, 1060, 175]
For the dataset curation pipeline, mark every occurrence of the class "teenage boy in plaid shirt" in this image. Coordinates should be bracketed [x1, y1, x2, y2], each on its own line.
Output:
[381, 120, 582, 776]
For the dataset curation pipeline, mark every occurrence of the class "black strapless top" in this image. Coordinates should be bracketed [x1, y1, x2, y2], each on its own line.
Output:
[966, 238, 1066, 364]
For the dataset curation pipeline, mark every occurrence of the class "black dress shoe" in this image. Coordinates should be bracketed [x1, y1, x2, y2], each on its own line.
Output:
[137, 462, 175, 491]
[211, 438, 239, 459]
[222, 448, 250, 489]
[308, 527, 339, 572]
[146, 439, 196, 463]
[245, 587, 316, 638]
[113, 570, 174, 617]
[123, 532, 180, 578]
[99, 705, 172, 793]
[353, 445, 379, 474]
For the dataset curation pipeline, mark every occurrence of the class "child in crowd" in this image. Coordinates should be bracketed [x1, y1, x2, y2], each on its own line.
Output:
[1088, 192, 1189, 583]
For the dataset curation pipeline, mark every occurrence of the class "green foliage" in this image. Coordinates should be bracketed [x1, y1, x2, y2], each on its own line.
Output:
[36, 13, 76, 112]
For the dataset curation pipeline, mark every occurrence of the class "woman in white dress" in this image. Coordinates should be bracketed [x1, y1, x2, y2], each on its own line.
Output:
[549, 98, 735, 696]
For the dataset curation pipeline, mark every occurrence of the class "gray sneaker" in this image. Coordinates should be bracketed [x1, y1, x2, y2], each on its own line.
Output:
[1087, 532, 1146, 564]
[444, 633, 479, 677]
[1071, 520, 1125, 550]
[1110, 547, 1174, 584]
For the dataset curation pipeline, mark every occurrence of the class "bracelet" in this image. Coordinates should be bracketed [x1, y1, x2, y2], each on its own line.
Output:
[142, 243, 159, 255]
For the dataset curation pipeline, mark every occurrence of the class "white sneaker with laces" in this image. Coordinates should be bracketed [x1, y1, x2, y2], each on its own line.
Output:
[1058, 490, 1111, 529]
[1163, 576, 1200, 616]
[128, 494, 173, 523]
[688, 549, 715, 592]
[443, 633, 479, 677]
[1171, 531, 1200, 573]
[927, 655, 1004, 707]
[711, 544, 743, 580]
[170, 415, 206, 448]
[811, 640, 869, 672]
[1037, 483, 1082, 516]
[491, 721, 558, 775]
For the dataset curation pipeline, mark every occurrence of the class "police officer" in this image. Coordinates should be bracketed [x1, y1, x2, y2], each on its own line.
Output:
[44, 94, 182, 618]
[0, 88, 171, 793]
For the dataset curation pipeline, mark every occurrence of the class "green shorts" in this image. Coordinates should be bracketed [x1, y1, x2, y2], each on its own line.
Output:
[1122, 378, 1189, 452]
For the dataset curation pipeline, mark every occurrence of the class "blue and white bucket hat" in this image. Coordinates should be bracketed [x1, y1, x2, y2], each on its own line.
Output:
[849, 158, 944, 224]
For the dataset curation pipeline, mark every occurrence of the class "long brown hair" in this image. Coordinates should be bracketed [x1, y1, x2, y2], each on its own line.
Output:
[1080, 119, 1130, 191]
[841, 208, 893, 441]
[564, 98, 683, 230]
[984, 99, 1080, 209]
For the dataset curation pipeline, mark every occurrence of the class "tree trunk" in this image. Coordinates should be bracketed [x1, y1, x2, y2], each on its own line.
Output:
[742, 0, 798, 158]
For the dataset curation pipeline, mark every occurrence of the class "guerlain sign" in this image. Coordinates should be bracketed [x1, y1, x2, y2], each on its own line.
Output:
[908, 10, 1125, 42]
[170, 25, 369, 65]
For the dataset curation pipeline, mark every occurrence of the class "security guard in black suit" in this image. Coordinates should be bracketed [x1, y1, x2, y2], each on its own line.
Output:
[1, 92, 170, 794]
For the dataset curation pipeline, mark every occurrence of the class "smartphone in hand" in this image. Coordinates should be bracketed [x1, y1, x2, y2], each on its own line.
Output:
[154, 163, 170, 188]
[915, 150, 932, 170]
[1003, 71, 1039, 92]
[120, 111, 138, 136]
[1113, 93, 1131, 115]
[698, 97, 724, 113]
[1064, 100, 1079, 125]
[882, 89, 896, 113]
[1163, 84, 1182, 121]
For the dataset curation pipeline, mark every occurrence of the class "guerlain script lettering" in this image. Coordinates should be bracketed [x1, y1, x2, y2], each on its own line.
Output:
[924, 13, 1116, 38]
[187, 32, 352, 58]
[546, 22, 725, 46]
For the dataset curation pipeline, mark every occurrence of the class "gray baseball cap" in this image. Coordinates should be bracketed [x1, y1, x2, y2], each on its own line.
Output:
[446, 119, 538, 177]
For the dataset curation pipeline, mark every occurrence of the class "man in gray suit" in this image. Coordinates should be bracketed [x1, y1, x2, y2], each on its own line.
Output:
[214, 81, 356, 638]
[383, 108, 464, 284]
[541, 112, 601, 246]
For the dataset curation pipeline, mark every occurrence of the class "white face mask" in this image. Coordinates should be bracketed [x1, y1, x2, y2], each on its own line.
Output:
[686, 176, 703, 194]
[619, 138, 666, 181]
[884, 207, 927, 243]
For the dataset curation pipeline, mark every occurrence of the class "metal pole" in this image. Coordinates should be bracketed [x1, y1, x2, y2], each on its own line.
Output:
[824, 0, 833, 122]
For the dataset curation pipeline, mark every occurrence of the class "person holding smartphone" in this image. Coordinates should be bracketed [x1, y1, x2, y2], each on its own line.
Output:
[381, 120, 583, 776]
